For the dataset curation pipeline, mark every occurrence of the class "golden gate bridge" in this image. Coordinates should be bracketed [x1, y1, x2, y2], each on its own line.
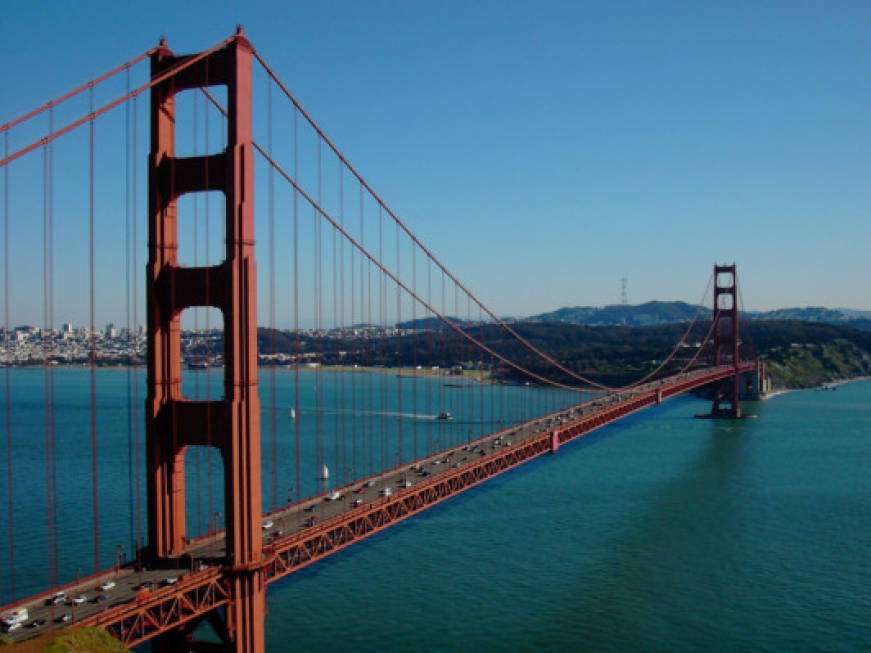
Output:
[0, 29, 760, 651]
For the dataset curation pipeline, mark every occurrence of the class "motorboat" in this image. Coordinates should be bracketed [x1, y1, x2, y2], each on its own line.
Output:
[436, 411, 453, 421]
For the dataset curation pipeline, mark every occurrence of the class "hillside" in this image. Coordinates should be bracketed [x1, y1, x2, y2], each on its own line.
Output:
[527, 302, 870, 330]
[528, 301, 707, 326]
[257, 320, 871, 392]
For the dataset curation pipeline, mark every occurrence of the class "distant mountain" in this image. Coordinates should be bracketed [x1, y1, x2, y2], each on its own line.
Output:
[528, 301, 709, 327]
[396, 316, 467, 330]
[527, 302, 870, 329]
[839, 308, 871, 320]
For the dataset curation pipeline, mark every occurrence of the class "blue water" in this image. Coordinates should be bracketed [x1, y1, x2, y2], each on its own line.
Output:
[2, 371, 870, 650]
[0, 367, 582, 600]
[262, 381, 871, 651]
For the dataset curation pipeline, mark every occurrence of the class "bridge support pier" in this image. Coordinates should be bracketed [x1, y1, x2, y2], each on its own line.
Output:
[147, 29, 265, 651]
[708, 264, 741, 418]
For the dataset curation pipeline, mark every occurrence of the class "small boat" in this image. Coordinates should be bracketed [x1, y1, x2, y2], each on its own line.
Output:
[436, 411, 453, 421]
[289, 408, 296, 420]
[318, 464, 329, 480]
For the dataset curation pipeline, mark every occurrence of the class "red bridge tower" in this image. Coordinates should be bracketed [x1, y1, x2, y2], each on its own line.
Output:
[146, 29, 265, 651]
[710, 263, 742, 418]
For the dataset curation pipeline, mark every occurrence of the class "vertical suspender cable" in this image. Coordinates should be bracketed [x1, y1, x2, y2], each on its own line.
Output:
[125, 70, 137, 554]
[42, 136, 50, 590]
[468, 294, 473, 442]
[439, 270, 445, 451]
[426, 260, 432, 456]
[89, 84, 100, 573]
[315, 139, 323, 485]
[268, 78, 277, 511]
[43, 108, 57, 590]
[292, 108, 300, 503]
[479, 307, 485, 438]
[332, 158, 339, 480]
[351, 183, 359, 478]
[360, 197, 374, 476]
[50, 109, 58, 587]
[339, 162, 346, 483]
[378, 206, 386, 472]
[451, 282, 469, 445]
[365, 204, 373, 475]
[411, 245, 417, 460]
[131, 92, 142, 554]
[3, 129, 14, 601]
[395, 218, 402, 466]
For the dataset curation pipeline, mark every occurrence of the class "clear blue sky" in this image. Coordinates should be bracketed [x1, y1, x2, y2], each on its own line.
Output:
[1, 0, 870, 327]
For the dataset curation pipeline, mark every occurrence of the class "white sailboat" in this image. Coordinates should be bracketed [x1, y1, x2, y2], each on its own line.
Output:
[318, 464, 329, 480]
[290, 407, 296, 420]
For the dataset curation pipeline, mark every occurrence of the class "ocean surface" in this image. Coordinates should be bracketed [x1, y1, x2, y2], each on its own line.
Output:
[1, 371, 869, 650]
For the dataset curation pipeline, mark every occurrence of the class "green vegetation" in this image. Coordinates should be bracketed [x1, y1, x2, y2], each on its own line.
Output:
[1, 627, 128, 653]
[42, 627, 129, 653]
[258, 319, 871, 392]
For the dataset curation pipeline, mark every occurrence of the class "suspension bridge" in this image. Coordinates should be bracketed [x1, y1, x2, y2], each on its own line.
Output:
[0, 29, 761, 651]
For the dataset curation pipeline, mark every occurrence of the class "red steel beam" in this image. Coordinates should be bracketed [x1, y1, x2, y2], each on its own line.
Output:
[81, 570, 230, 649]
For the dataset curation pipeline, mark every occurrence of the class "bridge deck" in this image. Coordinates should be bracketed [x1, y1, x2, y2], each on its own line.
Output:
[2, 364, 756, 646]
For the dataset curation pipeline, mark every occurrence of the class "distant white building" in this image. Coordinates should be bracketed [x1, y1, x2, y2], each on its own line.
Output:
[105, 323, 116, 338]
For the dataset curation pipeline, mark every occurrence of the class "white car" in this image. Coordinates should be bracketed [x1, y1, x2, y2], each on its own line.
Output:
[72, 595, 87, 605]
[2, 607, 28, 631]
[98, 581, 116, 591]
[261, 520, 274, 530]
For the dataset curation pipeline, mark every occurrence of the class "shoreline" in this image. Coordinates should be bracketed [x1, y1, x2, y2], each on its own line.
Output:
[5, 364, 870, 396]
[762, 375, 871, 400]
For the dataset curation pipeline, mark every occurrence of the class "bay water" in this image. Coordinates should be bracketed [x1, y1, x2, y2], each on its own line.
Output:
[0, 370, 869, 650]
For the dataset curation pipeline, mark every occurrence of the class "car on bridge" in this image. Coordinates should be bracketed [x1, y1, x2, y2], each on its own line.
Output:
[2, 607, 28, 633]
